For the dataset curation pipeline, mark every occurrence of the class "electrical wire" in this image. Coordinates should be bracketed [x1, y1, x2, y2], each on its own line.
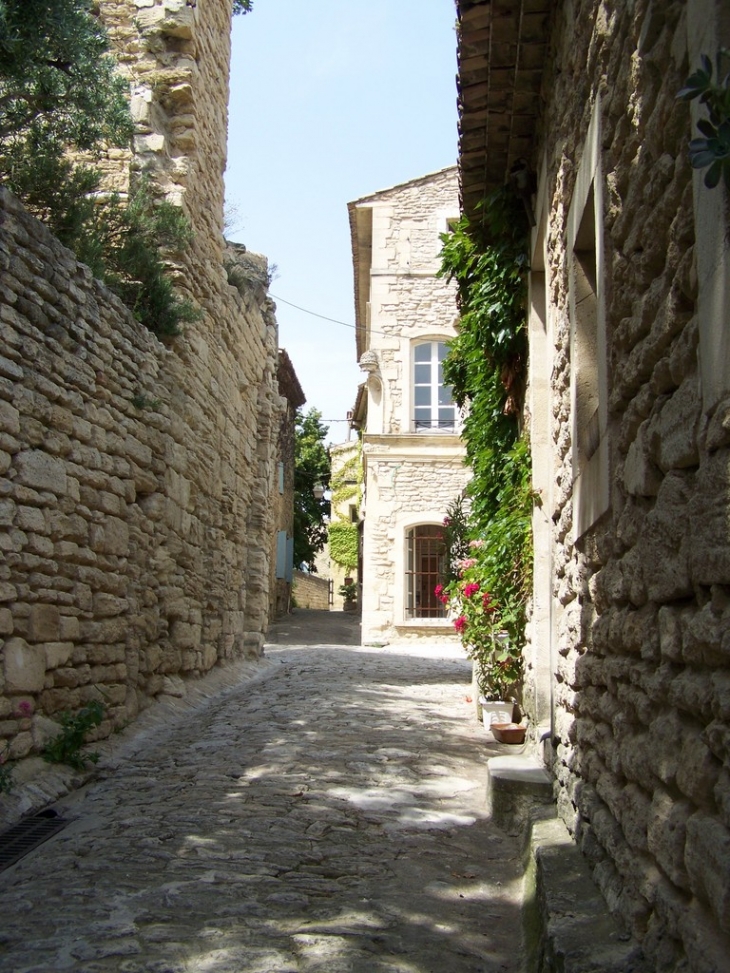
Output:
[269, 292, 388, 337]
[269, 293, 358, 330]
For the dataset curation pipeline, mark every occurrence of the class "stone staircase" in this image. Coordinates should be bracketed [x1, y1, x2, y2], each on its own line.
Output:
[484, 726, 652, 973]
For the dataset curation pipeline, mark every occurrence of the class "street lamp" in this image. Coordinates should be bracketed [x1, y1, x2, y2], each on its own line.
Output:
[313, 483, 325, 500]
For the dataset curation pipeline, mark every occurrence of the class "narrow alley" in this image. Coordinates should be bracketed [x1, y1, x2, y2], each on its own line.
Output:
[0, 612, 525, 973]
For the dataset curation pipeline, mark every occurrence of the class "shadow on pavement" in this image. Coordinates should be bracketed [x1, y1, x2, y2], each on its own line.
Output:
[266, 608, 362, 646]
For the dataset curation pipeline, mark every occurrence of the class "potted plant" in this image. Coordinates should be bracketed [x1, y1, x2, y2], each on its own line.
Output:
[436, 549, 523, 729]
[473, 631, 522, 728]
[339, 579, 358, 612]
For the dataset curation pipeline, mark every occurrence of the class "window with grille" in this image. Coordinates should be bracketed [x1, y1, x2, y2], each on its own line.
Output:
[405, 525, 446, 618]
[412, 341, 456, 432]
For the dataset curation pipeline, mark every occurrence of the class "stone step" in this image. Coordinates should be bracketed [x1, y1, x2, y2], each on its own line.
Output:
[486, 753, 555, 836]
[525, 817, 652, 973]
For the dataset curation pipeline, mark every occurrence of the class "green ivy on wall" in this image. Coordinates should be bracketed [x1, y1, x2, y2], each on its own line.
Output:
[438, 187, 533, 651]
[328, 521, 358, 571]
[328, 442, 362, 572]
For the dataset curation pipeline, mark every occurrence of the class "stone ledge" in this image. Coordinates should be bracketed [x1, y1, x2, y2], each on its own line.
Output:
[486, 753, 554, 836]
[525, 817, 651, 973]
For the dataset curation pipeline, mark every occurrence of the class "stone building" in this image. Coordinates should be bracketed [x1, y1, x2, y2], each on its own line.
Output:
[347, 168, 471, 645]
[0, 1, 286, 773]
[328, 438, 362, 612]
[456, 0, 730, 968]
[270, 349, 306, 619]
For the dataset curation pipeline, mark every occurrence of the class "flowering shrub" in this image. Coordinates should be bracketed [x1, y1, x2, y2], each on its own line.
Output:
[439, 553, 523, 702]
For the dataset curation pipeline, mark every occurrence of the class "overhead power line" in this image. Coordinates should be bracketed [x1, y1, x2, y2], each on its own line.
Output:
[269, 293, 357, 330]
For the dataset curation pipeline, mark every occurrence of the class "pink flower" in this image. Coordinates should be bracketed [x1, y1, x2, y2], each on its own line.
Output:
[469, 539, 484, 549]
[443, 517, 451, 526]
[463, 582, 480, 598]
[454, 615, 467, 633]
[458, 557, 477, 571]
[434, 584, 444, 597]
[16, 700, 33, 718]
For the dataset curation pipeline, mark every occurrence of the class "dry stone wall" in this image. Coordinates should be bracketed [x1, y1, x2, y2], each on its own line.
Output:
[292, 571, 329, 611]
[0, 0, 283, 764]
[536, 1, 730, 968]
[0, 188, 280, 758]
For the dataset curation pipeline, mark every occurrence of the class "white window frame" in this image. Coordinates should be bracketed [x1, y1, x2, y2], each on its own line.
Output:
[410, 339, 457, 434]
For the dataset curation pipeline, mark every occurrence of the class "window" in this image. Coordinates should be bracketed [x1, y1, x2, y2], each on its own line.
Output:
[412, 341, 456, 432]
[405, 525, 446, 618]
[569, 100, 609, 538]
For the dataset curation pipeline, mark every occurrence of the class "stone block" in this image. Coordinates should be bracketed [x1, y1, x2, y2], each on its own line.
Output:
[676, 733, 721, 807]
[14, 449, 67, 494]
[15, 505, 45, 532]
[647, 788, 691, 888]
[678, 899, 730, 973]
[89, 518, 129, 555]
[0, 498, 14, 526]
[3, 636, 46, 692]
[649, 375, 701, 472]
[689, 449, 730, 586]
[58, 615, 81, 642]
[0, 399, 20, 435]
[28, 604, 60, 641]
[637, 472, 693, 602]
[685, 813, 730, 935]
[624, 421, 663, 496]
[44, 642, 73, 670]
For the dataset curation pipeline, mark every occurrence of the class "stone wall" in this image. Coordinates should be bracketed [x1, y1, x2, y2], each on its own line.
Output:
[0, 0, 284, 764]
[0, 187, 280, 757]
[292, 572, 330, 611]
[529, 1, 730, 967]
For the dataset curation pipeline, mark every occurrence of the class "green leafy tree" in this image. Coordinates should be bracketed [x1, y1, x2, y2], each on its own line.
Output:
[0, 1, 199, 336]
[0, 0, 133, 242]
[293, 409, 331, 571]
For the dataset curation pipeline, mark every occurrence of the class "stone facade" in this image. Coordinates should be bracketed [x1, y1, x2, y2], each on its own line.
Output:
[471, 0, 730, 968]
[270, 349, 305, 619]
[329, 439, 361, 612]
[0, 0, 284, 762]
[348, 168, 470, 645]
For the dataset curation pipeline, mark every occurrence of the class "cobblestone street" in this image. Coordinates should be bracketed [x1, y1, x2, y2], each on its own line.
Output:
[0, 613, 525, 973]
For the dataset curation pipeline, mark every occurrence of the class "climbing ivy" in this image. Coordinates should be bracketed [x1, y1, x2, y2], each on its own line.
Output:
[438, 187, 533, 651]
[328, 522, 358, 571]
[328, 441, 362, 572]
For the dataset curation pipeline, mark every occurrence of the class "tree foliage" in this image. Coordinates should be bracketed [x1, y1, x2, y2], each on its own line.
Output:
[0, 0, 198, 337]
[293, 409, 331, 571]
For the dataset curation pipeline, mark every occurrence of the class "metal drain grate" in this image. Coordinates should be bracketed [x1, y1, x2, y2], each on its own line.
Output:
[0, 809, 67, 872]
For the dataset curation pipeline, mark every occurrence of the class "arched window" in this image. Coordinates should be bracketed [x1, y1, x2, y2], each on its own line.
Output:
[405, 524, 446, 618]
[412, 341, 456, 432]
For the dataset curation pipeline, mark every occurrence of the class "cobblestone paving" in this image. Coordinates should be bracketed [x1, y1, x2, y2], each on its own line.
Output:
[0, 620, 524, 973]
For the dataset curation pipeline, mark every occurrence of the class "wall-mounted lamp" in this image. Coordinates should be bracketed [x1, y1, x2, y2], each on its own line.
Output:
[313, 483, 325, 500]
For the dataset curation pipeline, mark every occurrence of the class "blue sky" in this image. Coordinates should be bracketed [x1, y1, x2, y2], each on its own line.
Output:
[225, 0, 459, 444]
